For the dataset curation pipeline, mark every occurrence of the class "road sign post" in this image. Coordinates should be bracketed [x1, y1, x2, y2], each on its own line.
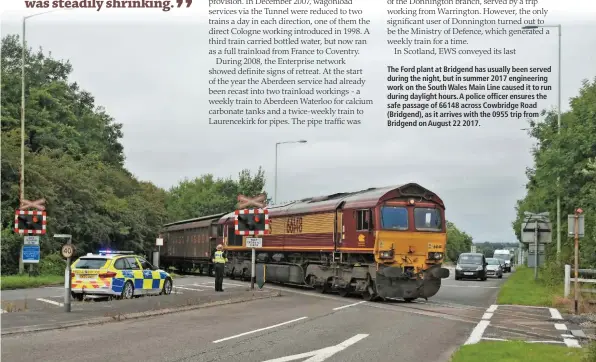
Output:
[156, 237, 163, 268]
[235, 194, 269, 290]
[246, 237, 262, 290]
[520, 212, 552, 279]
[15, 198, 47, 274]
[55, 234, 73, 313]
[569, 209, 585, 315]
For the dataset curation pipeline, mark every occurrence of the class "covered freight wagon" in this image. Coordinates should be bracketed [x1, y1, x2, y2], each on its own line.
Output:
[159, 213, 226, 275]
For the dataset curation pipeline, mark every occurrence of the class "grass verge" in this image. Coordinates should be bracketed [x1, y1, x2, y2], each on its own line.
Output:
[1, 272, 181, 290]
[496, 265, 562, 306]
[450, 341, 587, 362]
[0, 274, 64, 290]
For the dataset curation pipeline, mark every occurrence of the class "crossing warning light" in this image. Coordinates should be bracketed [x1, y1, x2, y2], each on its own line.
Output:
[235, 209, 270, 235]
[14, 210, 47, 235]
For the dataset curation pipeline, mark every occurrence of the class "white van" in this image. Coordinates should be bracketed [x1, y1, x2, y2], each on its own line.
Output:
[493, 250, 513, 272]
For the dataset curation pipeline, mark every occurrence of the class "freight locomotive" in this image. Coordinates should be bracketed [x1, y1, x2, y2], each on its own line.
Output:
[159, 183, 450, 301]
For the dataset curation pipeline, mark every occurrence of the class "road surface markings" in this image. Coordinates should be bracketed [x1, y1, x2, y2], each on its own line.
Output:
[442, 285, 500, 289]
[36, 298, 64, 307]
[554, 323, 567, 330]
[549, 308, 563, 320]
[332, 301, 366, 311]
[486, 305, 498, 313]
[483, 337, 566, 345]
[564, 338, 581, 348]
[213, 316, 308, 344]
[464, 320, 490, 345]
[192, 283, 242, 288]
[261, 334, 369, 362]
[464, 304, 497, 345]
[498, 304, 549, 309]
[263, 285, 347, 302]
[174, 286, 204, 292]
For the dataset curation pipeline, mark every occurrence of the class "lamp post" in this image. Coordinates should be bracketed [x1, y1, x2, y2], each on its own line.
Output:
[19, 10, 61, 274]
[522, 24, 562, 256]
[274, 140, 307, 204]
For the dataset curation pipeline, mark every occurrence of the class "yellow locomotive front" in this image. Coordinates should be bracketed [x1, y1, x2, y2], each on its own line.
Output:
[372, 197, 450, 301]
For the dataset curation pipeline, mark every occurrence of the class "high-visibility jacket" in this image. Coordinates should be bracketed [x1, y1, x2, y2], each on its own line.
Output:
[213, 251, 228, 264]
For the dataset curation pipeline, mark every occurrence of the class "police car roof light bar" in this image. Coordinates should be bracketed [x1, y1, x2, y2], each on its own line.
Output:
[98, 250, 134, 255]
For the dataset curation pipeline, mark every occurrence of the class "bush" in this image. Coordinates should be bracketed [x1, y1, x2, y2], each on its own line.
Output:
[39, 253, 66, 275]
[584, 341, 596, 362]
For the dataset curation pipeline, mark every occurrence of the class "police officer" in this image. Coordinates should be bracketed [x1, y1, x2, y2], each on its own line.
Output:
[212, 244, 227, 292]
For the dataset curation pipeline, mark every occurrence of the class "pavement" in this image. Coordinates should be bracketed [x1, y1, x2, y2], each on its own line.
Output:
[1, 267, 586, 361]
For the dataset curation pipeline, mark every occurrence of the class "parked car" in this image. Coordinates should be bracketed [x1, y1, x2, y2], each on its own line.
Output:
[455, 252, 487, 281]
[485, 258, 504, 279]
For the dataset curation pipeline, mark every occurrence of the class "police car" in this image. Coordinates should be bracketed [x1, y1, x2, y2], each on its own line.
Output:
[70, 250, 173, 300]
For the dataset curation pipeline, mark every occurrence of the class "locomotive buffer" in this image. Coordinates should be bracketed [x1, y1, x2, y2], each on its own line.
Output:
[235, 194, 270, 290]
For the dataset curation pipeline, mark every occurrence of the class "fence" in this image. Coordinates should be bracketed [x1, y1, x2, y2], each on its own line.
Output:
[564, 264, 596, 297]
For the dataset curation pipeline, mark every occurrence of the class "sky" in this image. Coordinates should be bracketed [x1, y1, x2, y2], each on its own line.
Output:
[1, 1, 595, 244]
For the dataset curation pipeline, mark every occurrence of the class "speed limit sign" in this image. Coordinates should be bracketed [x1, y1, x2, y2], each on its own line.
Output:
[61, 244, 74, 258]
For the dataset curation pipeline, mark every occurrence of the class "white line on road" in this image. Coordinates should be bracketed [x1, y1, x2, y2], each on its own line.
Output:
[549, 308, 563, 320]
[527, 340, 567, 344]
[554, 323, 568, 330]
[564, 338, 581, 348]
[561, 334, 574, 338]
[193, 283, 242, 288]
[333, 301, 366, 311]
[174, 286, 204, 292]
[483, 337, 566, 345]
[213, 317, 308, 344]
[498, 304, 549, 309]
[36, 298, 64, 307]
[443, 285, 499, 289]
[464, 320, 490, 345]
[486, 305, 498, 313]
[482, 313, 493, 320]
[261, 334, 369, 362]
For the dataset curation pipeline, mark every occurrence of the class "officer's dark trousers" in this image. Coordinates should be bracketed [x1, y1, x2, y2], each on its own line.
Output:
[214, 263, 225, 291]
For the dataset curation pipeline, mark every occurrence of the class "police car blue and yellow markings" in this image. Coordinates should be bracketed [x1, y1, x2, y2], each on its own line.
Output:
[111, 270, 168, 294]
[71, 251, 173, 297]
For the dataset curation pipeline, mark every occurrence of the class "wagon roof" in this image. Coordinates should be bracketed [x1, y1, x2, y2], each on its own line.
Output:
[218, 183, 443, 222]
[163, 212, 226, 231]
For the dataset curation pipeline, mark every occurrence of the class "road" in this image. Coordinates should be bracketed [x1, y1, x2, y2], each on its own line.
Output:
[2, 270, 514, 362]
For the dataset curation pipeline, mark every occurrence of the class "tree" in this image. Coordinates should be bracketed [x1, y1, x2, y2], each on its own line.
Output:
[0, 32, 273, 275]
[512, 78, 596, 270]
[165, 167, 267, 222]
[446, 221, 473, 262]
[1, 35, 165, 274]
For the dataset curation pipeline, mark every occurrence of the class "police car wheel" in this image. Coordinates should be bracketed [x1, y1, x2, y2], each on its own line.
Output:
[122, 281, 134, 299]
[162, 278, 172, 295]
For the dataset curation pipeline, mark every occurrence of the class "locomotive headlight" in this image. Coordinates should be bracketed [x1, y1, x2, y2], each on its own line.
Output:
[427, 252, 443, 260]
[379, 250, 394, 259]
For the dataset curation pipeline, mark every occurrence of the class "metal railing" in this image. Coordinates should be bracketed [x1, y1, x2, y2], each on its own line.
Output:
[564, 264, 596, 297]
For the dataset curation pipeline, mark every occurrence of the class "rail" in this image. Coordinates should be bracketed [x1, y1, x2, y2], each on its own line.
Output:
[564, 264, 596, 297]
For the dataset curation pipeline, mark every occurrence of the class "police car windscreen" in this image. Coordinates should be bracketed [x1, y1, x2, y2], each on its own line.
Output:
[75, 258, 108, 269]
